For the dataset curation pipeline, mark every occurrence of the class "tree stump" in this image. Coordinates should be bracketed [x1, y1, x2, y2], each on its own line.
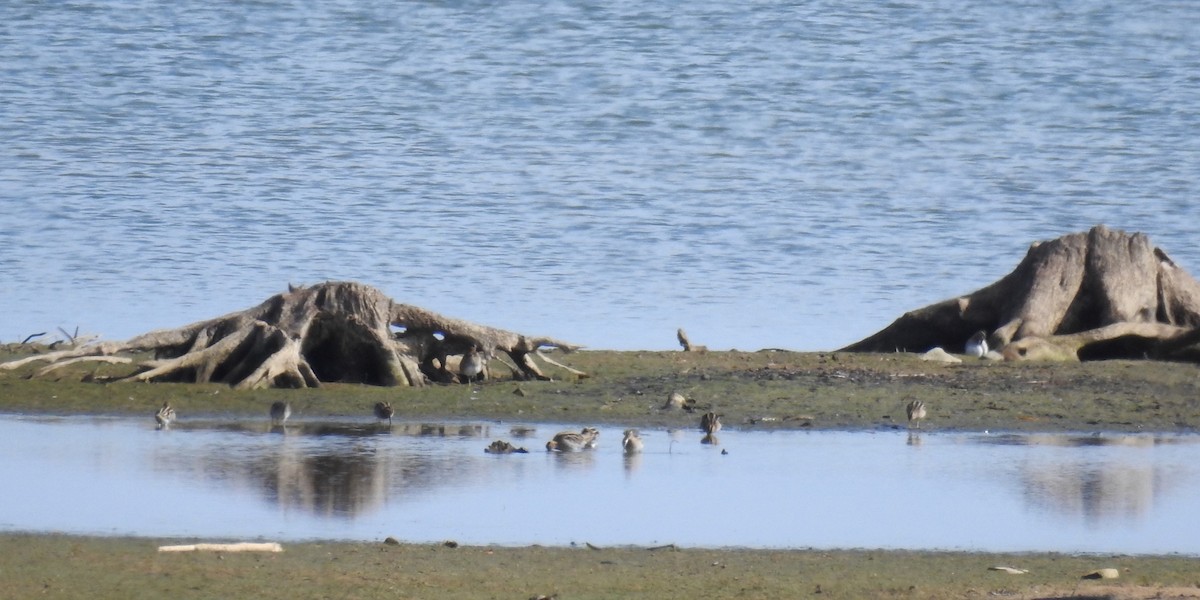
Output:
[1, 281, 582, 388]
[840, 226, 1200, 362]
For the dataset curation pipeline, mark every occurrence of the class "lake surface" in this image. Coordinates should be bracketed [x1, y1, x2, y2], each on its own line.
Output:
[3, 414, 1198, 555]
[2, 0, 1200, 351]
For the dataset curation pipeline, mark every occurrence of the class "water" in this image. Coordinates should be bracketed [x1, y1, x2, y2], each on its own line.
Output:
[2, 415, 1198, 554]
[1, 0, 1199, 351]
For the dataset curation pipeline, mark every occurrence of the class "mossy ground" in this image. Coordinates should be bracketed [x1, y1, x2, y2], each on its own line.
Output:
[2, 534, 1198, 600]
[2, 346, 1199, 598]
[3, 347, 1198, 433]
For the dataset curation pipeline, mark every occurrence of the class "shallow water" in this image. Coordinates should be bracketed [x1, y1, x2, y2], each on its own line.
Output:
[2, 415, 1197, 554]
[2, 0, 1200, 351]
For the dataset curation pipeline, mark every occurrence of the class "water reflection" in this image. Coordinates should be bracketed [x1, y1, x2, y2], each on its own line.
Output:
[2, 416, 1198, 554]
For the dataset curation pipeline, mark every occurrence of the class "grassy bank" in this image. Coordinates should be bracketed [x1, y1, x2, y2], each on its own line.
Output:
[2, 534, 1197, 600]
[2, 347, 1198, 433]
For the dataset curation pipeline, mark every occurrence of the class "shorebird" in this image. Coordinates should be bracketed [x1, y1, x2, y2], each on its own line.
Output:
[459, 345, 485, 383]
[545, 427, 600, 452]
[700, 411, 722, 435]
[484, 439, 529, 454]
[622, 429, 644, 454]
[965, 330, 989, 358]
[373, 401, 394, 424]
[154, 401, 176, 430]
[269, 401, 291, 426]
[906, 399, 927, 429]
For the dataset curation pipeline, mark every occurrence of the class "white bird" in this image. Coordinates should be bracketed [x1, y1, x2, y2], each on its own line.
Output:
[965, 330, 989, 358]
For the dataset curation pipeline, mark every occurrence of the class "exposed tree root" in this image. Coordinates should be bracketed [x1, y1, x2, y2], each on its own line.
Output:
[2, 281, 582, 388]
[841, 225, 1200, 362]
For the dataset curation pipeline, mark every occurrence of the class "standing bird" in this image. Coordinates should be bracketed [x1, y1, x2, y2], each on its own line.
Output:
[154, 401, 176, 430]
[965, 330, 989, 359]
[906, 399, 927, 429]
[700, 412, 722, 445]
[373, 401, 394, 425]
[545, 427, 600, 452]
[269, 401, 291, 426]
[622, 429, 644, 454]
[459, 345, 485, 383]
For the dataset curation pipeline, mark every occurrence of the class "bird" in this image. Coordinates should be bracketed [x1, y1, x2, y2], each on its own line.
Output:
[154, 401, 176, 430]
[906, 399, 927, 429]
[373, 401, 394, 424]
[484, 440, 529, 454]
[965, 330, 989, 358]
[459, 345, 485, 383]
[700, 412, 722, 435]
[269, 401, 291, 426]
[545, 427, 600, 452]
[622, 429, 644, 454]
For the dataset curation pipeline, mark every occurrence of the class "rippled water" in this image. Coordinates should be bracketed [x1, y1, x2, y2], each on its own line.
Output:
[2, 0, 1199, 350]
[2, 415, 1198, 554]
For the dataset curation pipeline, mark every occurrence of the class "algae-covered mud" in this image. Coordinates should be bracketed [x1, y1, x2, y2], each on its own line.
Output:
[2, 534, 1198, 600]
[2, 347, 1198, 433]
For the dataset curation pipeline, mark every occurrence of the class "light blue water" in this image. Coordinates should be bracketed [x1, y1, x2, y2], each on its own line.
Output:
[2, 0, 1199, 350]
[2, 415, 1198, 554]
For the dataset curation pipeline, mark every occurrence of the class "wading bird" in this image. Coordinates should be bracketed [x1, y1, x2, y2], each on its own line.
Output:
[545, 427, 599, 451]
[373, 401, 394, 424]
[154, 401, 176, 430]
[270, 401, 291, 426]
[484, 440, 529, 454]
[622, 429, 644, 454]
[906, 399, 927, 429]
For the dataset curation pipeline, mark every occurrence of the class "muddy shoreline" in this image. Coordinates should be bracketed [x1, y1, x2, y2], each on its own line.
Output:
[2, 348, 1197, 434]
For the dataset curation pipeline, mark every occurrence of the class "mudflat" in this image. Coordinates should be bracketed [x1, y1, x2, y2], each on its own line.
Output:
[2, 347, 1198, 599]
[2, 347, 1197, 433]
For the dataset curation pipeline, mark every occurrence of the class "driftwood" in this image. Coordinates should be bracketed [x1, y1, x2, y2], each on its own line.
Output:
[1, 281, 582, 388]
[841, 226, 1200, 362]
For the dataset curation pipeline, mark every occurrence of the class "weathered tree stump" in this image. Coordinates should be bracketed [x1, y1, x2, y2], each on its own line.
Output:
[841, 226, 1200, 362]
[1, 281, 582, 388]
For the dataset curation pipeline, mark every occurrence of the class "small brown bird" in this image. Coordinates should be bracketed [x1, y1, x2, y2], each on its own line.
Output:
[700, 411, 722, 435]
[545, 427, 600, 452]
[906, 399, 927, 429]
[373, 401, 394, 424]
[460, 345, 485, 383]
[154, 401, 176, 430]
